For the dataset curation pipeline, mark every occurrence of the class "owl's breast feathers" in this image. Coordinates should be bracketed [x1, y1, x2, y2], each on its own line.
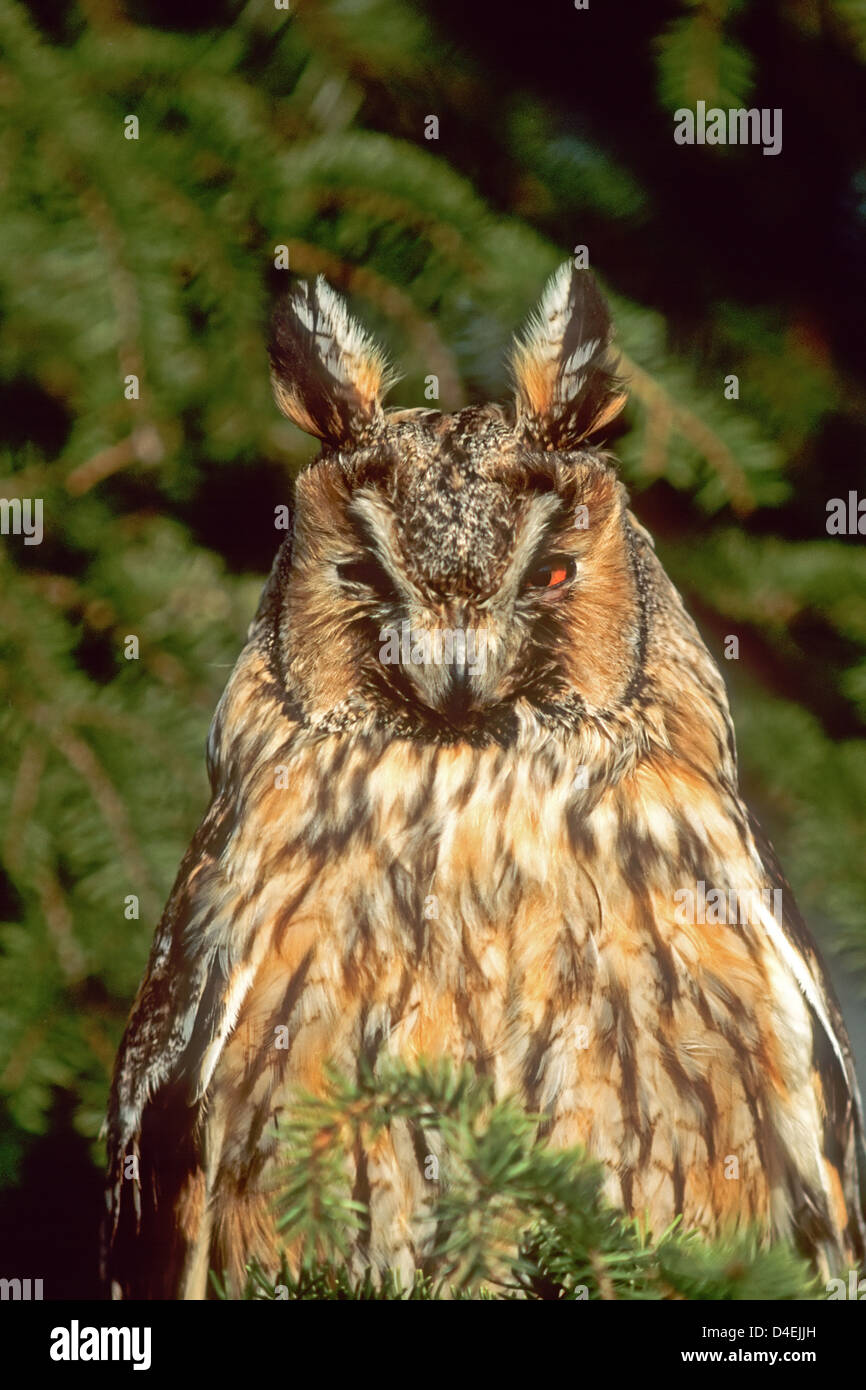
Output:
[104, 530, 865, 1298]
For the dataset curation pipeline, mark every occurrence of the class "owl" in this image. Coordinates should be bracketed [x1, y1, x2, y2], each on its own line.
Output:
[104, 264, 865, 1298]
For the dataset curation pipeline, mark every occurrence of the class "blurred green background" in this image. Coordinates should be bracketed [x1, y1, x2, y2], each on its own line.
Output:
[1, 0, 865, 1295]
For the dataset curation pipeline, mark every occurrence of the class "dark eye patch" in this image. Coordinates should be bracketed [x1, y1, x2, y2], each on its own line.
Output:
[335, 558, 399, 602]
[524, 468, 557, 493]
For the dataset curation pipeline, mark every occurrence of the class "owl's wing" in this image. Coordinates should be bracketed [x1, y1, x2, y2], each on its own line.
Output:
[103, 788, 262, 1299]
[104, 566, 297, 1299]
[749, 812, 866, 1263]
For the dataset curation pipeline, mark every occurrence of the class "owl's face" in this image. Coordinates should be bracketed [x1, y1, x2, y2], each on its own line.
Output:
[268, 266, 639, 741]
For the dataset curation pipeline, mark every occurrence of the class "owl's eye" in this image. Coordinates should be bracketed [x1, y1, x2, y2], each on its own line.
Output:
[335, 558, 398, 601]
[525, 555, 577, 590]
[336, 560, 381, 587]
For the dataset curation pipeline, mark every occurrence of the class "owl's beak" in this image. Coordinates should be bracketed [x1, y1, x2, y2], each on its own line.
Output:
[392, 602, 490, 725]
[435, 603, 488, 723]
[441, 643, 472, 723]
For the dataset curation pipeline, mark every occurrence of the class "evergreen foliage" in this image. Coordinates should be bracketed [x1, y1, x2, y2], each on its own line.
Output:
[211, 1060, 819, 1301]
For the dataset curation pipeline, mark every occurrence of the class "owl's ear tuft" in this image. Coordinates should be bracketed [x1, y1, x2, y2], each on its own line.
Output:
[510, 264, 627, 451]
[269, 277, 399, 448]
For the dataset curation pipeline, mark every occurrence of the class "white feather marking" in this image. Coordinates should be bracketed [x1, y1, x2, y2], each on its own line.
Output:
[563, 338, 600, 376]
[754, 895, 849, 1081]
[514, 263, 574, 368]
[196, 961, 257, 1099]
[293, 276, 398, 398]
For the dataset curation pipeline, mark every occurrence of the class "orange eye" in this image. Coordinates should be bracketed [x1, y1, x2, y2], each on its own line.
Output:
[526, 556, 577, 590]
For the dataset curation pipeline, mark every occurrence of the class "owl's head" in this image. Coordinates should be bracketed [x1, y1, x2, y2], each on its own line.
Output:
[267, 264, 644, 743]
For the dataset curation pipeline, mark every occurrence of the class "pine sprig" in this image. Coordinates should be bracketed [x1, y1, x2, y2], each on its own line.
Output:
[262, 1060, 820, 1301]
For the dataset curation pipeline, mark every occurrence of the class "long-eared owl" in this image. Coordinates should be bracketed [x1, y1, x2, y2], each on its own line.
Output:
[105, 264, 865, 1297]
